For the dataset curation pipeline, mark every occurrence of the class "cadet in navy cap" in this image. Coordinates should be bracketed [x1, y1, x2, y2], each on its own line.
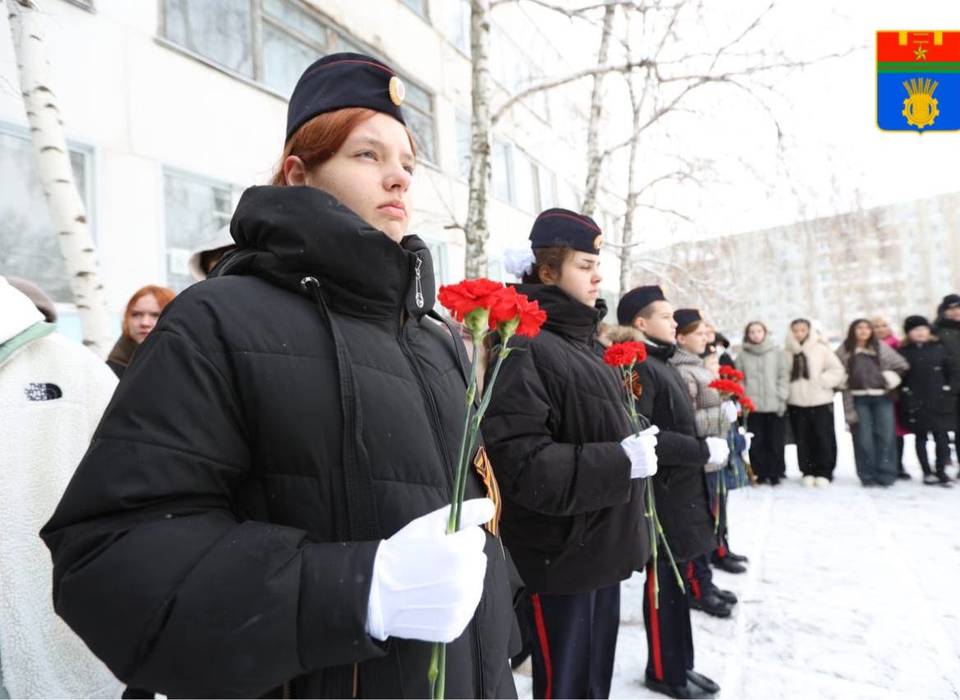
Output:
[609, 285, 728, 698]
[41, 53, 518, 700]
[485, 208, 660, 699]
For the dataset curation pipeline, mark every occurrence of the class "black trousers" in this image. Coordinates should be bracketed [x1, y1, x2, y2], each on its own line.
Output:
[643, 558, 694, 688]
[915, 431, 952, 473]
[530, 583, 620, 699]
[684, 555, 712, 601]
[788, 404, 838, 478]
[747, 412, 786, 482]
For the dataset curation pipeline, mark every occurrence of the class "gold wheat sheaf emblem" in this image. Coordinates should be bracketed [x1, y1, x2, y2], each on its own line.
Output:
[901, 78, 940, 129]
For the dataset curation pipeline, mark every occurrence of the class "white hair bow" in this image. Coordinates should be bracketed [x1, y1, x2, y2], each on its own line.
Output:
[502, 247, 536, 280]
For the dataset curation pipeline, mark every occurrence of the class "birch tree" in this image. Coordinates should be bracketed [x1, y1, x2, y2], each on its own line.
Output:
[6, 0, 112, 355]
[462, 0, 653, 277]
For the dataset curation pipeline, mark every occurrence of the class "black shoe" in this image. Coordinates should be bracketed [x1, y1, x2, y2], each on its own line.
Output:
[686, 670, 721, 694]
[724, 550, 749, 564]
[936, 472, 953, 487]
[711, 554, 747, 574]
[645, 677, 717, 698]
[897, 470, 911, 480]
[710, 585, 738, 605]
[690, 591, 732, 618]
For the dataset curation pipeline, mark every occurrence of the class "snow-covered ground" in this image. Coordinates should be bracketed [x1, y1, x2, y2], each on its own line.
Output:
[515, 413, 960, 699]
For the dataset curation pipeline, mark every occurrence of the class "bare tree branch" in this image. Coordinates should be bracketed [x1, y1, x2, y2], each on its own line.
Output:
[491, 59, 656, 124]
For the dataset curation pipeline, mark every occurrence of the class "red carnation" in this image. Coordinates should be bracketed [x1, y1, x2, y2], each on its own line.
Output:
[486, 287, 547, 338]
[514, 295, 547, 338]
[740, 396, 756, 413]
[719, 366, 745, 382]
[604, 341, 648, 367]
[438, 278, 504, 322]
[709, 378, 745, 398]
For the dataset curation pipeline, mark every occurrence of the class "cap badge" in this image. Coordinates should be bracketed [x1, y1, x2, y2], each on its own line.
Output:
[593, 234, 604, 250]
[389, 75, 406, 106]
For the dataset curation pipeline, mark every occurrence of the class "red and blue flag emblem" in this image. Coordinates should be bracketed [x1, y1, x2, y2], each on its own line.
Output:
[877, 31, 960, 131]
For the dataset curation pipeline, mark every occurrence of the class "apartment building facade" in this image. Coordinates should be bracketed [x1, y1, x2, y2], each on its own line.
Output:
[0, 0, 624, 338]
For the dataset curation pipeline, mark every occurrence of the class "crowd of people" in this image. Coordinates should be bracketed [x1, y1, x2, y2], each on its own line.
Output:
[1, 50, 958, 700]
[729, 306, 960, 490]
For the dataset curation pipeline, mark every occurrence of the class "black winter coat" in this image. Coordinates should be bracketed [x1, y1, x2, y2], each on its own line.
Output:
[898, 340, 957, 432]
[934, 317, 960, 391]
[481, 285, 651, 595]
[625, 334, 713, 562]
[40, 187, 517, 699]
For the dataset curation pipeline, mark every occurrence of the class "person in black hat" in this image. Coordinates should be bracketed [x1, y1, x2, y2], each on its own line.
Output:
[934, 294, 960, 461]
[609, 287, 727, 699]
[899, 315, 956, 485]
[41, 53, 518, 698]
[483, 209, 659, 699]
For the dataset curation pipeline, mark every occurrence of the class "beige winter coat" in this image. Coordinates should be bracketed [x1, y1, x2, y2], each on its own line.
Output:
[784, 330, 846, 408]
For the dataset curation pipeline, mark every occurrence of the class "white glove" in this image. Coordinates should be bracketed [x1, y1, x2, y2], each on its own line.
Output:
[741, 429, 753, 453]
[621, 426, 660, 479]
[720, 400, 739, 424]
[366, 498, 493, 643]
[705, 436, 730, 469]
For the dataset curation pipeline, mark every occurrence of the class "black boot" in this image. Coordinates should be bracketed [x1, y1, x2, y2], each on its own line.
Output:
[686, 670, 721, 694]
[711, 553, 747, 574]
[709, 584, 738, 605]
[690, 590, 732, 618]
[724, 550, 749, 563]
[936, 470, 953, 487]
[645, 676, 717, 698]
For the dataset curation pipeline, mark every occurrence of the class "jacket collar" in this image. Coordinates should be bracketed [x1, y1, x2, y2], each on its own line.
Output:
[742, 338, 775, 355]
[0, 277, 44, 345]
[516, 284, 606, 342]
[644, 336, 677, 361]
[217, 186, 435, 320]
[670, 347, 702, 366]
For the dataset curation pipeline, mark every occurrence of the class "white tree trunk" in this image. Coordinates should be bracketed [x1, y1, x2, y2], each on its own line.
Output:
[6, 0, 112, 355]
[464, 0, 493, 279]
[580, 0, 616, 218]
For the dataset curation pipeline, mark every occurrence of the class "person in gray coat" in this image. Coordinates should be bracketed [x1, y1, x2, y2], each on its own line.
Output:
[735, 322, 790, 484]
[836, 319, 909, 487]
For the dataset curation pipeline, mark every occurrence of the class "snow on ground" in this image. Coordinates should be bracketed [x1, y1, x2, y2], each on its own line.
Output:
[515, 411, 960, 699]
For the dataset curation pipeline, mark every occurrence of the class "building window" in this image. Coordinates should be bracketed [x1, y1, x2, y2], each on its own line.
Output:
[424, 238, 448, 285]
[491, 138, 514, 205]
[537, 165, 558, 210]
[402, 0, 430, 22]
[159, 0, 437, 162]
[442, 0, 470, 54]
[513, 149, 537, 214]
[0, 127, 92, 303]
[455, 111, 471, 179]
[163, 169, 233, 292]
[163, 0, 255, 78]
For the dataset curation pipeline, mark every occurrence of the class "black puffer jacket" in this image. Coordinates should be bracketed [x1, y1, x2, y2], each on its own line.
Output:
[609, 328, 713, 562]
[899, 340, 956, 432]
[481, 285, 651, 595]
[934, 316, 960, 388]
[40, 187, 517, 699]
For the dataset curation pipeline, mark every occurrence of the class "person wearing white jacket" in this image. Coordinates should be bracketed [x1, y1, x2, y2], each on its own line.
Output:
[783, 319, 847, 486]
[0, 276, 122, 699]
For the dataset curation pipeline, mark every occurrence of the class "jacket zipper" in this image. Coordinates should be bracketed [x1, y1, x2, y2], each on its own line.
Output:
[397, 256, 454, 494]
[473, 615, 486, 698]
[414, 255, 425, 309]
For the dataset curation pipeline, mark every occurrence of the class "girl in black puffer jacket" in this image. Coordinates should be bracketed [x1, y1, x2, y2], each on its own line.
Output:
[483, 209, 657, 700]
[899, 315, 956, 485]
[41, 54, 516, 699]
